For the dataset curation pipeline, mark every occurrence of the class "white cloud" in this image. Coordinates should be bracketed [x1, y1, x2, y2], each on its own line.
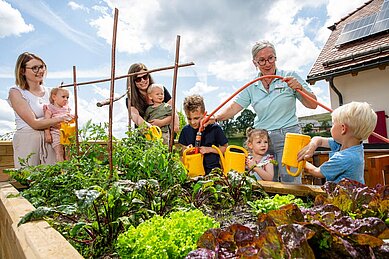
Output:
[0, 98, 16, 135]
[208, 60, 254, 82]
[68, 1, 89, 12]
[316, 0, 368, 43]
[9, 0, 102, 52]
[184, 81, 218, 96]
[0, 0, 34, 38]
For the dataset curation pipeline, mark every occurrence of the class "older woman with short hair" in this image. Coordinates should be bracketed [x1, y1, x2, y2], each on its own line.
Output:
[215, 40, 318, 183]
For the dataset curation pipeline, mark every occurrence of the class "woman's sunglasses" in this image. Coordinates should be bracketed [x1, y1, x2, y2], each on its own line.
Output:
[134, 74, 149, 83]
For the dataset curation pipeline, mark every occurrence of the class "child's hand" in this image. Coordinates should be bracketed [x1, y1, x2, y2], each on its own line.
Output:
[199, 146, 213, 154]
[297, 142, 316, 161]
[246, 157, 256, 170]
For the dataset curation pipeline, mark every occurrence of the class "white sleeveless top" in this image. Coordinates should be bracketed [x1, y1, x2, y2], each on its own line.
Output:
[7, 86, 51, 130]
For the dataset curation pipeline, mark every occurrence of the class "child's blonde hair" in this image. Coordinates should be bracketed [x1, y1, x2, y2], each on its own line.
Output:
[147, 83, 164, 94]
[49, 87, 69, 104]
[244, 127, 271, 149]
[331, 101, 377, 141]
[183, 94, 205, 114]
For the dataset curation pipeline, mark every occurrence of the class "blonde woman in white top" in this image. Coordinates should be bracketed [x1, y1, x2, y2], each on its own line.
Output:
[7, 52, 72, 168]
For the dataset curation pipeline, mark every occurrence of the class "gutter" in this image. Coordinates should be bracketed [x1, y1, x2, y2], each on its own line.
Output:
[307, 55, 389, 84]
[328, 77, 343, 107]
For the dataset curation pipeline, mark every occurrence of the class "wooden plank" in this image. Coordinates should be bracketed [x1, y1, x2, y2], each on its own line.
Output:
[0, 156, 14, 165]
[257, 181, 326, 197]
[365, 154, 389, 187]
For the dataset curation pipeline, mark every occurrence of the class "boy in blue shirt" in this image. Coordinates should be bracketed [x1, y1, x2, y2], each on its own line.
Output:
[297, 101, 377, 184]
[179, 94, 228, 174]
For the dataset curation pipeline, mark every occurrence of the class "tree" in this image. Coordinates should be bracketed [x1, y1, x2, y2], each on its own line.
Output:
[235, 109, 255, 134]
[302, 123, 313, 134]
[219, 119, 236, 137]
[320, 120, 330, 131]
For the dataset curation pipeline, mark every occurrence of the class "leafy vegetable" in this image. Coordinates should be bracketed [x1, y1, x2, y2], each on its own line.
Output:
[248, 194, 310, 215]
[117, 210, 219, 258]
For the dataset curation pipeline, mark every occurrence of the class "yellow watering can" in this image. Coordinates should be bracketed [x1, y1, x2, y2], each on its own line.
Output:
[144, 125, 162, 140]
[213, 145, 248, 176]
[182, 147, 205, 177]
[60, 119, 76, 145]
[281, 133, 311, 177]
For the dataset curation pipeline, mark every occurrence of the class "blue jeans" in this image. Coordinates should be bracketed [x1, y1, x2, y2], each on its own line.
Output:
[267, 125, 302, 183]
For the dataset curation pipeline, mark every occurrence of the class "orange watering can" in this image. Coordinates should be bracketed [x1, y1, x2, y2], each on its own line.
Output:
[213, 145, 248, 176]
[182, 147, 205, 177]
[281, 133, 311, 177]
[144, 125, 162, 140]
[60, 119, 76, 145]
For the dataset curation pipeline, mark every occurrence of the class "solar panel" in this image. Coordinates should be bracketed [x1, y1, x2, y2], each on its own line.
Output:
[336, 14, 377, 45]
[371, 8, 389, 34]
[336, 0, 389, 46]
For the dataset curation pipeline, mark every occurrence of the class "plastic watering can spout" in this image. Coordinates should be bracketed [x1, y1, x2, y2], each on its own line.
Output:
[182, 147, 205, 177]
[281, 133, 311, 177]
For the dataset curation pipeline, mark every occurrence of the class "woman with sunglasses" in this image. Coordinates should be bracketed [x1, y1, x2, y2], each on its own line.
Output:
[126, 63, 179, 132]
[214, 40, 318, 184]
[7, 52, 72, 168]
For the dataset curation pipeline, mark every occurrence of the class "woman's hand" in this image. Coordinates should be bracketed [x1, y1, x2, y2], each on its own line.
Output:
[284, 76, 318, 109]
[283, 77, 303, 91]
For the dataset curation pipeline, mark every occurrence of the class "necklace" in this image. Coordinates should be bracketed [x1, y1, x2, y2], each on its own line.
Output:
[262, 78, 272, 90]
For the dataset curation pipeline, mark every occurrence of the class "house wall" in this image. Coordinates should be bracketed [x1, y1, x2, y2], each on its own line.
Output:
[329, 67, 389, 138]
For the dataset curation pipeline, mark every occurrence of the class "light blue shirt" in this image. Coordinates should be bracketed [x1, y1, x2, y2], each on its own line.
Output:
[320, 138, 365, 184]
[234, 69, 312, 131]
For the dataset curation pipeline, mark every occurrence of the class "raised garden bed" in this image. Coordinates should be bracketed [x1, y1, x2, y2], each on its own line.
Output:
[0, 182, 83, 259]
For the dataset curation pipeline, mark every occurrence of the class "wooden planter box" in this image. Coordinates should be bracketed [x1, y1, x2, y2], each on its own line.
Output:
[0, 182, 83, 259]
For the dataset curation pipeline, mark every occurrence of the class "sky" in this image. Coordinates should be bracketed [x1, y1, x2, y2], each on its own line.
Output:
[0, 0, 367, 138]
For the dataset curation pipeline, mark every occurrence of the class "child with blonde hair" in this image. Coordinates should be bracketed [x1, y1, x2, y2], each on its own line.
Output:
[143, 83, 172, 144]
[298, 101, 377, 184]
[44, 87, 73, 162]
[245, 128, 275, 181]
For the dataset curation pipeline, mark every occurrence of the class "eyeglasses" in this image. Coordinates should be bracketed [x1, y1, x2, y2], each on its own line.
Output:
[25, 65, 46, 73]
[255, 56, 276, 66]
[134, 74, 149, 83]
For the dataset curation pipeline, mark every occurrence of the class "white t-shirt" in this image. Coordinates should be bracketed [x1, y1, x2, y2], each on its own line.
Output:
[7, 86, 50, 130]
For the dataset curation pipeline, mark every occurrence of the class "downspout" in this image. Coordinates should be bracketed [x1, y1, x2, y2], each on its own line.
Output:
[328, 76, 343, 106]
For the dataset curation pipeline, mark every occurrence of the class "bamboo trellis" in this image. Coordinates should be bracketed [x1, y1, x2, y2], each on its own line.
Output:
[60, 8, 194, 176]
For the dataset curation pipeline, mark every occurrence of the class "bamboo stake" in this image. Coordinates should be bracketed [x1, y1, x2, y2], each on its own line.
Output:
[169, 35, 180, 152]
[108, 8, 119, 178]
[72, 66, 80, 155]
[60, 62, 194, 89]
[95, 62, 195, 107]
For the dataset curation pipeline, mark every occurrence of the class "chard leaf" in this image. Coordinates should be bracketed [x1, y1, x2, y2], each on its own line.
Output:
[75, 189, 100, 208]
[18, 206, 54, 226]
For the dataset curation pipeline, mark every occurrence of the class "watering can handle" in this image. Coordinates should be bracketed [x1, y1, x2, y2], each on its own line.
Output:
[212, 145, 226, 173]
[285, 162, 304, 177]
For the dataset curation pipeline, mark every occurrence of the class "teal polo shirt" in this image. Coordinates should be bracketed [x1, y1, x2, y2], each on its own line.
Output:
[235, 69, 313, 131]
